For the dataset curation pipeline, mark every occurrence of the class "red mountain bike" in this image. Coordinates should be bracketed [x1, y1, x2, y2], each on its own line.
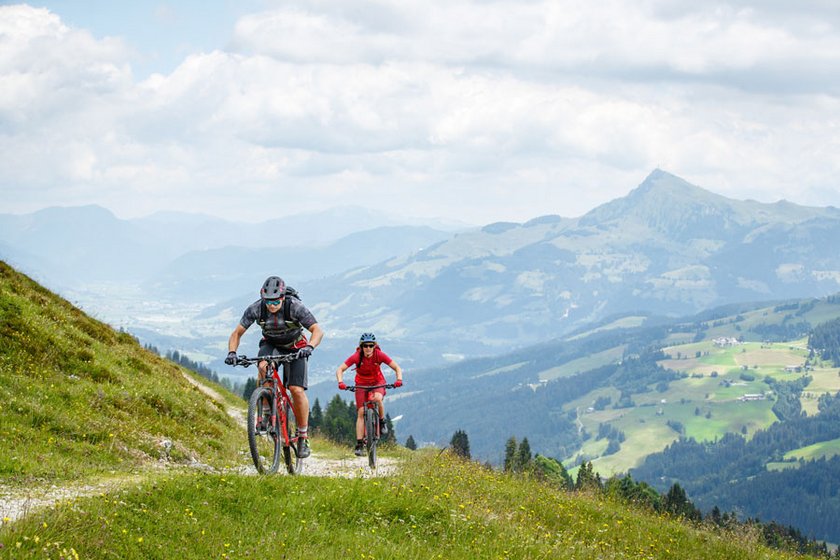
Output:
[235, 354, 303, 474]
[343, 383, 396, 469]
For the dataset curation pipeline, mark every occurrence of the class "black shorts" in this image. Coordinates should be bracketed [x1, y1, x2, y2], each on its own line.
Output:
[258, 340, 308, 389]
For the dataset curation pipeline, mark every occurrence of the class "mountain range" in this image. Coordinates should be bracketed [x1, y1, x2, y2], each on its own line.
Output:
[0, 204, 466, 288]
[296, 169, 840, 361]
[3, 169, 840, 374]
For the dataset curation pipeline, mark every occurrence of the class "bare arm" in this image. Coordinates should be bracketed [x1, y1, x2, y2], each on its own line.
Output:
[387, 360, 403, 382]
[307, 322, 324, 348]
[228, 324, 247, 353]
[336, 362, 349, 383]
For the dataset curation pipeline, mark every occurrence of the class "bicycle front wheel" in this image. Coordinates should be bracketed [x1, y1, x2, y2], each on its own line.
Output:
[247, 387, 281, 474]
[364, 408, 378, 469]
[281, 399, 303, 475]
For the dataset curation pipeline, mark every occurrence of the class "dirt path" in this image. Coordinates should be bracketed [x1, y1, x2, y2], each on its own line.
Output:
[232, 455, 399, 478]
[1, 456, 397, 524]
[0, 476, 144, 525]
[0, 375, 400, 525]
[182, 372, 247, 428]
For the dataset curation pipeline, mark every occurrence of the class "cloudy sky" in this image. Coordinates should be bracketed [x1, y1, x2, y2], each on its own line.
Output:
[2, 1, 840, 225]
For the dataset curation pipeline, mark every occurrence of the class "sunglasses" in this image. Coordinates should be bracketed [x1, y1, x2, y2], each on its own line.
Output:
[361, 343, 375, 348]
[264, 298, 284, 305]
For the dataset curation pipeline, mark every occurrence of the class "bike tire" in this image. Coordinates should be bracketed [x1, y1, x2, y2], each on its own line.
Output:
[247, 387, 281, 474]
[365, 408, 378, 469]
[282, 399, 303, 474]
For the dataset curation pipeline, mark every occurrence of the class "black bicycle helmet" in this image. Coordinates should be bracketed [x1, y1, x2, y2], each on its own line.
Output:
[359, 332, 376, 344]
[260, 276, 286, 300]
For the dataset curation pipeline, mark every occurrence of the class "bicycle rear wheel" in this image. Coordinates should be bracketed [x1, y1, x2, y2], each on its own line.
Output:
[364, 408, 378, 469]
[281, 399, 303, 474]
[247, 387, 281, 474]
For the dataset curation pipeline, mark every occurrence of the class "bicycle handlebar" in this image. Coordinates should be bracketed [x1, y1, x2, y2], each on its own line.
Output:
[343, 384, 397, 391]
[233, 354, 299, 368]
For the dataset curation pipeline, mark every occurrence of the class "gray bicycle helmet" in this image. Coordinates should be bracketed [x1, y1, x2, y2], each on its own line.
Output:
[260, 276, 286, 300]
[359, 332, 376, 344]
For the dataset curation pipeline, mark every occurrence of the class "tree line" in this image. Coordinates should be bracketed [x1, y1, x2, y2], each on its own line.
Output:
[305, 394, 396, 446]
[632, 391, 840, 544]
[810, 316, 840, 365]
[498, 434, 838, 558]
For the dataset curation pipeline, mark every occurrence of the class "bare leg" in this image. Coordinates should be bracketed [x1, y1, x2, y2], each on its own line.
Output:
[356, 407, 365, 439]
[289, 386, 309, 430]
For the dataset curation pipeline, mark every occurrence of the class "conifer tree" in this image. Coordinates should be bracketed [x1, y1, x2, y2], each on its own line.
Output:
[323, 394, 356, 445]
[450, 429, 471, 459]
[405, 435, 417, 450]
[383, 413, 396, 443]
[575, 461, 601, 491]
[663, 483, 701, 521]
[504, 436, 518, 472]
[517, 437, 532, 471]
[309, 398, 323, 432]
[242, 377, 257, 401]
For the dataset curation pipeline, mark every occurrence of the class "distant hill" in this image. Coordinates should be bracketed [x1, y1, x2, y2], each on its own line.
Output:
[302, 169, 840, 358]
[143, 225, 453, 299]
[0, 204, 465, 289]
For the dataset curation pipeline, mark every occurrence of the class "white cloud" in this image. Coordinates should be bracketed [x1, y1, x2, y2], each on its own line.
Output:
[1, 2, 840, 223]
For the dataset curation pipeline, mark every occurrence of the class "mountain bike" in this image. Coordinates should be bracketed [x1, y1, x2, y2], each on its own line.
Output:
[235, 354, 303, 474]
[342, 383, 396, 469]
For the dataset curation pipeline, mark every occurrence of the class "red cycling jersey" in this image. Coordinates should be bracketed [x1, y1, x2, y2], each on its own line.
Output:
[343, 347, 392, 385]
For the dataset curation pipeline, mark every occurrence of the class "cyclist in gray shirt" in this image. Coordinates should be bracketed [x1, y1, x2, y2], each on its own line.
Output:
[225, 276, 323, 458]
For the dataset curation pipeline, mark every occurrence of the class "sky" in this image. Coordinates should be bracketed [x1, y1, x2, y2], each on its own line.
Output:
[2, 1, 840, 225]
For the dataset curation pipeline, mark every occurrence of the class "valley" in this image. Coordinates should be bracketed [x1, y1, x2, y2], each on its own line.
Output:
[575, 338, 840, 477]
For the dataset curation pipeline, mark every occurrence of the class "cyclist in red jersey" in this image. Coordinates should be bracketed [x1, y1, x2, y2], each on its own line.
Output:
[336, 332, 403, 456]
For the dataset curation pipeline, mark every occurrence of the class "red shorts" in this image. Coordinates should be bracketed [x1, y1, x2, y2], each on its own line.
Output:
[355, 385, 385, 409]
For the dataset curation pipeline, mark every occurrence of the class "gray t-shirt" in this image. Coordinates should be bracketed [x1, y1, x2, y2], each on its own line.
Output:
[239, 298, 318, 331]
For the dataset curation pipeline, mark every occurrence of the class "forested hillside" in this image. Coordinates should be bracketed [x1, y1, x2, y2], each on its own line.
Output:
[631, 389, 840, 542]
[810, 316, 840, 365]
[375, 327, 676, 461]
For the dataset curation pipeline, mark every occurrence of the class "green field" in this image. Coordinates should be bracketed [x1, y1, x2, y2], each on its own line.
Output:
[565, 334, 840, 477]
[766, 438, 840, 472]
[553, 297, 840, 478]
[537, 345, 627, 381]
[783, 437, 840, 462]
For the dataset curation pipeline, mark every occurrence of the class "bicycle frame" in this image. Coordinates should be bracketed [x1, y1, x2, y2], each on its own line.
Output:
[237, 354, 302, 474]
[263, 360, 297, 449]
[343, 383, 395, 469]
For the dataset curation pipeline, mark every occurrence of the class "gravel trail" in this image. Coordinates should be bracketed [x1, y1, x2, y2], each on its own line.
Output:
[0, 376, 399, 524]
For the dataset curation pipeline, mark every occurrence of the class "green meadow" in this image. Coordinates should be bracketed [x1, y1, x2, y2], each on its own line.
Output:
[1, 451, 811, 560]
[569, 337, 840, 477]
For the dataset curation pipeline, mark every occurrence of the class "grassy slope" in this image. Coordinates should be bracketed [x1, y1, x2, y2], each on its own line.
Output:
[0, 261, 243, 484]
[0, 451, 808, 560]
